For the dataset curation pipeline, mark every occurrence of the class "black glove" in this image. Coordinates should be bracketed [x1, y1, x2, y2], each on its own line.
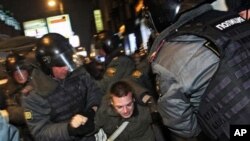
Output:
[151, 111, 162, 125]
[82, 108, 95, 121]
[68, 109, 95, 137]
[7, 106, 26, 125]
[0, 90, 7, 110]
[146, 97, 162, 124]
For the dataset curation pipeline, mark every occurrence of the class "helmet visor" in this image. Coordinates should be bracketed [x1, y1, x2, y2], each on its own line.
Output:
[143, 0, 181, 32]
[51, 52, 76, 72]
[13, 67, 29, 84]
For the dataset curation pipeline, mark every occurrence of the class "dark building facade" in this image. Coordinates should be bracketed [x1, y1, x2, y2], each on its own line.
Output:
[0, 0, 142, 51]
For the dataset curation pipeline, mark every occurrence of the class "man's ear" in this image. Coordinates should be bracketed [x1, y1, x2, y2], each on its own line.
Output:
[110, 100, 113, 105]
[109, 95, 114, 105]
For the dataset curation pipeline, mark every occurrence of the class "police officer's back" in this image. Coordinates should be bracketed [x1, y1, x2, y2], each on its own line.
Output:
[144, 0, 250, 140]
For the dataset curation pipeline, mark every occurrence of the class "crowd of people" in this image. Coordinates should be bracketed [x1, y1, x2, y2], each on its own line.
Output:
[1, 0, 250, 141]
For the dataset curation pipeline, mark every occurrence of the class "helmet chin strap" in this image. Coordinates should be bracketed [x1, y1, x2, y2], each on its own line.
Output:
[144, 10, 159, 33]
[247, 9, 249, 20]
[211, 0, 228, 11]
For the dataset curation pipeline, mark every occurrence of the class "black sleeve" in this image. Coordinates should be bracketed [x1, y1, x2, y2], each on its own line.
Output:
[0, 90, 7, 110]
[7, 106, 26, 125]
[68, 109, 95, 136]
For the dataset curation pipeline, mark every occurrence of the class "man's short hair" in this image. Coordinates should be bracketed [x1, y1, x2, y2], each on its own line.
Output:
[109, 81, 135, 98]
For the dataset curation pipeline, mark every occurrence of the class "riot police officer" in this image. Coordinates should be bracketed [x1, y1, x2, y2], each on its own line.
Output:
[22, 33, 104, 141]
[86, 31, 136, 94]
[3, 52, 35, 141]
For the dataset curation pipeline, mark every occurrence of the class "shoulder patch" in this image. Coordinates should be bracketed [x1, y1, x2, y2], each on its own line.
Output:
[106, 67, 116, 77]
[132, 70, 142, 78]
[24, 111, 33, 120]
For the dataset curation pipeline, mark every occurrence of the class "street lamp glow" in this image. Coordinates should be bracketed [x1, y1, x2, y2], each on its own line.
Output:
[48, 0, 56, 7]
[47, 0, 64, 14]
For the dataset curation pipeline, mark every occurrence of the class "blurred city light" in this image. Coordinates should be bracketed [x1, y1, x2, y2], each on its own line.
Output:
[48, 0, 56, 7]
[69, 35, 80, 47]
[47, 0, 64, 14]
[0, 77, 8, 85]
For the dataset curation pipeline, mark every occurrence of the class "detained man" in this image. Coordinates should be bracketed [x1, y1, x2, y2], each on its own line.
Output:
[95, 80, 156, 141]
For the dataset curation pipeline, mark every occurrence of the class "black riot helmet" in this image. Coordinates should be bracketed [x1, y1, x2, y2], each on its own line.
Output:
[143, 0, 250, 33]
[95, 31, 123, 55]
[36, 33, 76, 73]
[143, 0, 216, 32]
[5, 53, 33, 83]
[226, 0, 250, 12]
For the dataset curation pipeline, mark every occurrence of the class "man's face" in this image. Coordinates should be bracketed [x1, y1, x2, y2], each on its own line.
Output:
[111, 92, 135, 119]
[52, 66, 69, 80]
[13, 69, 29, 84]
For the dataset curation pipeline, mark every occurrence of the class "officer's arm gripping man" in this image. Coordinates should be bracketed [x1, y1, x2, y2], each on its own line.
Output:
[152, 36, 219, 138]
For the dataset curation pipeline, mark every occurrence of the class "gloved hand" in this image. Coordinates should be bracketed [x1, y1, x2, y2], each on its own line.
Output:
[0, 90, 7, 110]
[146, 96, 158, 113]
[146, 97, 163, 124]
[68, 109, 95, 136]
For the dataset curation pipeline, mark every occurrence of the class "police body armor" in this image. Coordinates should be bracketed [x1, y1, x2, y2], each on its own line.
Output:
[152, 10, 250, 140]
[177, 12, 250, 140]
